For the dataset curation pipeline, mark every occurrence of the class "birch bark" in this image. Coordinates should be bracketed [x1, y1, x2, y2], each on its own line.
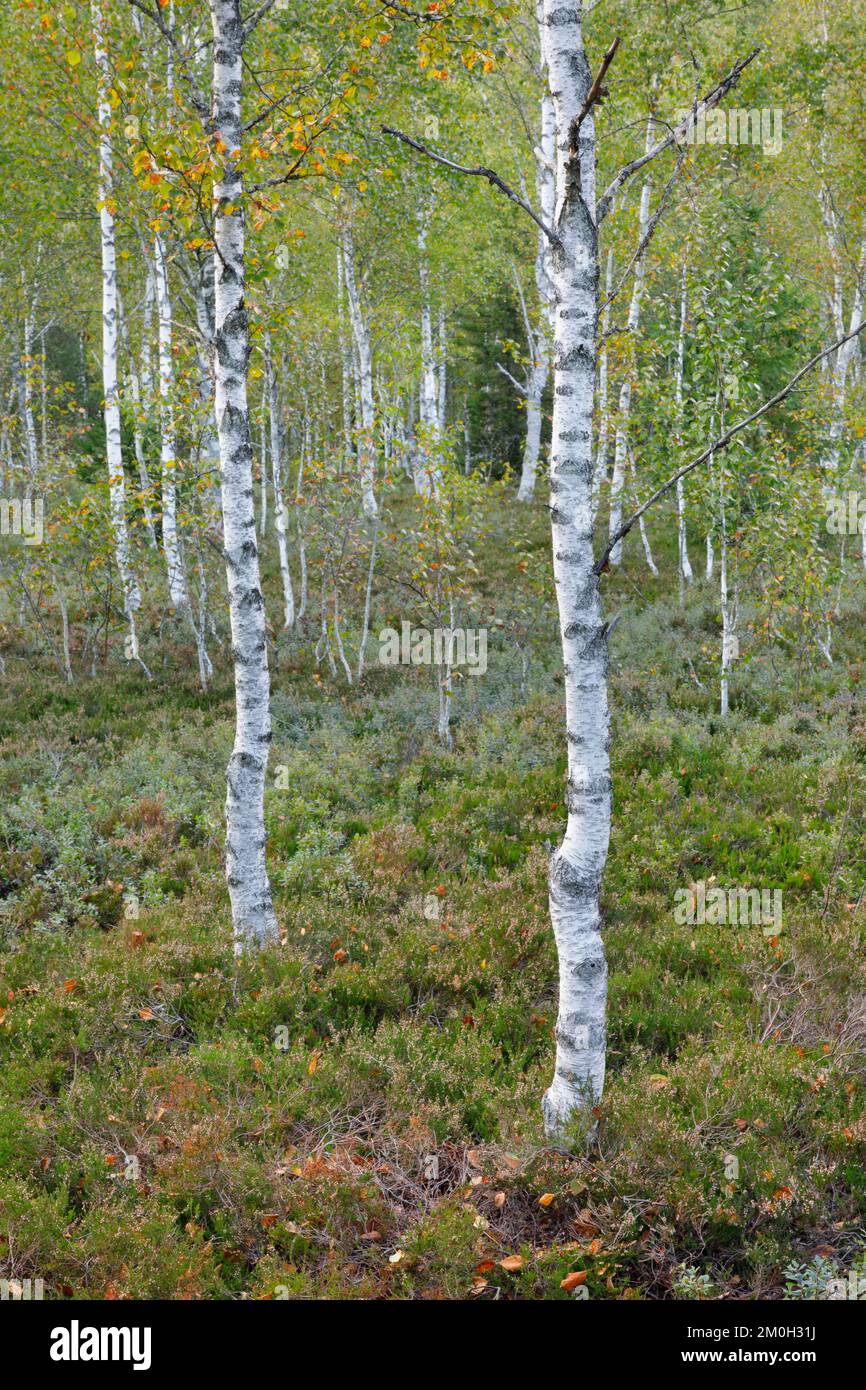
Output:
[210, 0, 279, 953]
[591, 247, 613, 516]
[154, 232, 188, 612]
[437, 307, 447, 432]
[608, 115, 654, 565]
[517, 6, 556, 503]
[675, 265, 693, 599]
[265, 333, 295, 628]
[118, 289, 157, 548]
[541, 0, 609, 1136]
[341, 222, 378, 519]
[91, 0, 141, 660]
[416, 207, 441, 498]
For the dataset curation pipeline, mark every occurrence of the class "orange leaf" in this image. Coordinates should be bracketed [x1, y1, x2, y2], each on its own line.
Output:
[499, 1254, 523, 1272]
[538, 1192, 555, 1208]
[560, 1270, 587, 1291]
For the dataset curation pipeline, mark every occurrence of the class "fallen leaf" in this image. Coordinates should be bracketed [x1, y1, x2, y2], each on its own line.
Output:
[499, 1254, 523, 1272]
[560, 1270, 587, 1291]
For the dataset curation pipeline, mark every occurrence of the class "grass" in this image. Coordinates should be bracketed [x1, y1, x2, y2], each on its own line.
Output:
[1, 491, 865, 1300]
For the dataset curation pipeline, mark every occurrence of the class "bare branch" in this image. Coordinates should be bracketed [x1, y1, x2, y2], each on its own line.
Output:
[596, 48, 760, 223]
[496, 361, 528, 397]
[243, 0, 280, 43]
[599, 142, 687, 314]
[595, 320, 866, 573]
[381, 125, 561, 249]
[569, 35, 621, 146]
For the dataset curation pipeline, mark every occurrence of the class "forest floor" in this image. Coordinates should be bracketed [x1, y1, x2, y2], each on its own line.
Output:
[1, 492, 865, 1300]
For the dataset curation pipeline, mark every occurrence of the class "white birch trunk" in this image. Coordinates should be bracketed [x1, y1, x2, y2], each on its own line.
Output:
[608, 116, 654, 565]
[820, 195, 866, 478]
[210, 0, 278, 953]
[154, 232, 188, 612]
[341, 223, 378, 519]
[22, 303, 40, 480]
[675, 264, 692, 598]
[265, 334, 294, 629]
[192, 253, 223, 517]
[296, 405, 309, 622]
[259, 401, 268, 534]
[416, 208, 441, 498]
[91, 0, 141, 659]
[437, 307, 447, 432]
[541, 0, 609, 1136]
[518, 10, 557, 504]
[336, 241, 355, 473]
[630, 450, 658, 576]
[118, 290, 158, 548]
[719, 482, 737, 717]
[592, 247, 613, 516]
[141, 257, 155, 403]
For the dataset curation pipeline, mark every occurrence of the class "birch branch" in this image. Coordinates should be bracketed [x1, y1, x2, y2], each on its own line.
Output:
[596, 48, 760, 224]
[243, 0, 280, 41]
[496, 361, 528, 396]
[599, 143, 687, 314]
[596, 320, 866, 573]
[381, 125, 561, 248]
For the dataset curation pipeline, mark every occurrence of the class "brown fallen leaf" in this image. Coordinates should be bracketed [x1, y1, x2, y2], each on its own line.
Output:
[499, 1254, 523, 1272]
[560, 1270, 587, 1291]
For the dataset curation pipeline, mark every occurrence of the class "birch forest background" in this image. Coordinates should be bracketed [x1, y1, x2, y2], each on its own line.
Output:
[2, 0, 866, 1306]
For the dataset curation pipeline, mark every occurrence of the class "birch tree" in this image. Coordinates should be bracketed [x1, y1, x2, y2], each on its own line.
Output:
[607, 114, 654, 566]
[210, 0, 279, 954]
[674, 265, 693, 599]
[154, 232, 212, 687]
[91, 0, 142, 666]
[264, 331, 295, 629]
[341, 220, 379, 520]
[416, 203, 441, 498]
[516, 3, 555, 503]
[388, 11, 761, 1135]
